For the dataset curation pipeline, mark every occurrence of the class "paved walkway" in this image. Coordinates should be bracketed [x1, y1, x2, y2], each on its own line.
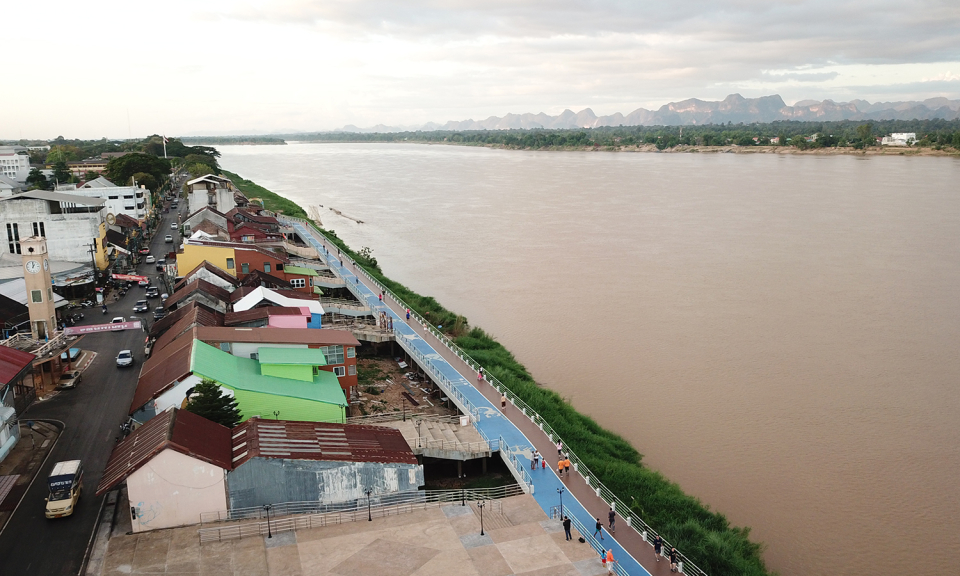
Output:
[100, 495, 608, 576]
[290, 222, 680, 576]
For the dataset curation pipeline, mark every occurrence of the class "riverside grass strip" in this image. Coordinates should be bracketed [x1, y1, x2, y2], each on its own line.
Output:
[226, 171, 772, 576]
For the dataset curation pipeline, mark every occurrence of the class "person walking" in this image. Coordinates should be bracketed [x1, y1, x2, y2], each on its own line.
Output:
[653, 535, 663, 562]
[532, 450, 540, 470]
[563, 456, 571, 478]
[563, 515, 572, 541]
[501, 393, 507, 409]
[378, 292, 383, 301]
[605, 550, 616, 575]
[669, 547, 679, 572]
[608, 507, 616, 532]
[558, 458, 564, 476]
[556, 441, 563, 457]
[406, 309, 411, 321]
[593, 518, 604, 540]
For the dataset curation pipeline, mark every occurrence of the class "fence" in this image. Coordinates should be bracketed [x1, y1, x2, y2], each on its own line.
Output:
[549, 506, 632, 576]
[283, 217, 706, 576]
[197, 486, 523, 543]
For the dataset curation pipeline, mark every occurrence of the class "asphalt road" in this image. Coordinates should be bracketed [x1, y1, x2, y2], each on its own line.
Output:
[0, 198, 183, 575]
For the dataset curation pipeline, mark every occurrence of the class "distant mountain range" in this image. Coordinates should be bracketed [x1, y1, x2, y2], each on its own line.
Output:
[335, 94, 960, 133]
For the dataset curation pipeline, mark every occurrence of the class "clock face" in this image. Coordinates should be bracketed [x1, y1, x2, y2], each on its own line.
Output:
[25, 260, 41, 274]
[43, 259, 49, 271]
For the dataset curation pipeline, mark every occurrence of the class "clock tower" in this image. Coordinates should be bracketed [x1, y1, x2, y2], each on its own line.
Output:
[20, 236, 57, 340]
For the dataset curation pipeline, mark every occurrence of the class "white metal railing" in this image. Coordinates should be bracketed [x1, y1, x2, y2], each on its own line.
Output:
[403, 436, 492, 455]
[284, 217, 705, 576]
[550, 507, 631, 576]
[344, 413, 461, 425]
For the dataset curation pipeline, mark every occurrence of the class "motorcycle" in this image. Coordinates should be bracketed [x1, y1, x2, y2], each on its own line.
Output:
[101, 305, 108, 315]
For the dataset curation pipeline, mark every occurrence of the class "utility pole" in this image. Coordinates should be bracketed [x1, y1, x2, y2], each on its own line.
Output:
[86, 242, 99, 285]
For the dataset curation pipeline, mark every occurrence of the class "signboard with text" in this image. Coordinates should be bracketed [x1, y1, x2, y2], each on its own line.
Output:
[111, 274, 148, 282]
[64, 321, 142, 335]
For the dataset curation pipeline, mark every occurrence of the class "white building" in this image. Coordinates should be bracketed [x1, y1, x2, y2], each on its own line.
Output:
[0, 146, 31, 183]
[881, 133, 917, 146]
[0, 190, 108, 266]
[0, 175, 21, 196]
[57, 177, 149, 221]
[186, 174, 237, 215]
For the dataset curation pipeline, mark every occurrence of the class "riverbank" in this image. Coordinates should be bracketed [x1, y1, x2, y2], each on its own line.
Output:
[226, 170, 773, 576]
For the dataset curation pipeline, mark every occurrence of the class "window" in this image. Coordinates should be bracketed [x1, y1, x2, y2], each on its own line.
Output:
[108, 195, 119, 200]
[241, 263, 249, 274]
[6, 223, 20, 254]
[346, 347, 355, 359]
[123, 195, 134, 199]
[348, 364, 356, 376]
[48, 288, 53, 301]
[264, 263, 271, 273]
[276, 263, 284, 271]
[220, 342, 231, 352]
[32, 222, 45, 237]
[31, 290, 42, 303]
[249, 352, 259, 360]
[290, 278, 305, 288]
[226, 258, 235, 270]
[319, 345, 344, 365]
[332, 366, 346, 377]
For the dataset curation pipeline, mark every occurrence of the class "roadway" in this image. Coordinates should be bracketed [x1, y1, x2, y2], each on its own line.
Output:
[0, 196, 183, 575]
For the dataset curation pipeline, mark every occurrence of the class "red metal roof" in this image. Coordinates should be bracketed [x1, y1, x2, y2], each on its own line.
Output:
[152, 304, 226, 354]
[149, 301, 223, 339]
[97, 408, 233, 495]
[231, 419, 417, 468]
[0, 345, 35, 385]
[129, 336, 194, 414]
[223, 306, 304, 325]
[163, 278, 232, 310]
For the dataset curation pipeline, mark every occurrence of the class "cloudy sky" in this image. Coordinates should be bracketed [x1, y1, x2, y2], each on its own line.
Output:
[7, 0, 960, 138]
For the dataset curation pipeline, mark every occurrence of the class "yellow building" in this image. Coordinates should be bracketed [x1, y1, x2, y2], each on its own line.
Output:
[177, 243, 238, 278]
[176, 241, 289, 280]
[94, 222, 109, 270]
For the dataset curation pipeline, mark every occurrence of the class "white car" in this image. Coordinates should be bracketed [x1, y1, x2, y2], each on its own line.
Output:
[116, 350, 134, 367]
[170, 223, 177, 230]
[111, 317, 126, 331]
[164, 235, 173, 243]
[145, 256, 156, 264]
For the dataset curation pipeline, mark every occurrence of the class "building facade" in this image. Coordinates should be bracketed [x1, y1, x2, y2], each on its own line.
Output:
[0, 191, 108, 267]
[0, 146, 31, 182]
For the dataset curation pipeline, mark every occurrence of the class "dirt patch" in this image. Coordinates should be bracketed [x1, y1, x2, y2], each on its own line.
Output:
[354, 357, 456, 418]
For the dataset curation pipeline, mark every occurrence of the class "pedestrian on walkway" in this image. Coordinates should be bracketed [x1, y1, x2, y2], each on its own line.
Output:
[379, 292, 383, 301]
[653, 535, 663, 562]
[608, 507, 616, 532]
[534, 450, 541, 469]
[563, 456, 571, 477]
[594, 518, 604, 540]
[556, 441, 563, 456]
[406, 309, 411, 320]
[563, 516, 572, 541]
[501, 393, 507, 409]
[558, 458, 564, 476]
[478, 366, 484, 381]
[669, 547, 678, 572]
[605, 550, 616, 575]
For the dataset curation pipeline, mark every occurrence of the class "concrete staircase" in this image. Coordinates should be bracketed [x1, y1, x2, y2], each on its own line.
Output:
[375, 418, 492, 461]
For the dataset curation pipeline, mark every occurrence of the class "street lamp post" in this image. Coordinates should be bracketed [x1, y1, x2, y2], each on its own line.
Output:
[477, 500, 486, 536]
[557, 487, 565, 518]
[263, 504, 273, 538]
[365, 488, 373, 521]
[416, 419, 422, 448]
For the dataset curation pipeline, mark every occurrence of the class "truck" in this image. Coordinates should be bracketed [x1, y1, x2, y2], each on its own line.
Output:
[45, 460, 83, 519]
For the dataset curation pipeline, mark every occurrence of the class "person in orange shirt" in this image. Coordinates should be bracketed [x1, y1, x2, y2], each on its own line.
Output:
[563, 457, 571, 477]
[605, 550, 616, 575]
[558, 458, 564, 476]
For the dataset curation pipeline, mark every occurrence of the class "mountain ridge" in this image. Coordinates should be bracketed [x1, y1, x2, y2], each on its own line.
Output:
[335, 94, 960, 133]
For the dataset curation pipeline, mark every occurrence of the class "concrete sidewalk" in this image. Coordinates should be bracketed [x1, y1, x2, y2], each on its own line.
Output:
[0, 420, 61, 532]
[99, 494, 609, 576]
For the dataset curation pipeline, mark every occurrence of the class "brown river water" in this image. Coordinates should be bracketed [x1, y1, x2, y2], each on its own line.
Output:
[220, 143, 960, 576]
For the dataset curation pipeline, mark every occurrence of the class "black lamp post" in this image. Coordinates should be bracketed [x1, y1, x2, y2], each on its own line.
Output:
[557, 487, 565, 518]
[263, 504, 273, 538]
[416, 419, 422, 448]
[477, 500, 486, 536]
[365, 488, 373, 521]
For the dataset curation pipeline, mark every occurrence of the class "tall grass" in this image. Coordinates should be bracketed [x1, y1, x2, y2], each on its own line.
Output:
[221, 170, 308, 219]
[236, 172, 773, 576]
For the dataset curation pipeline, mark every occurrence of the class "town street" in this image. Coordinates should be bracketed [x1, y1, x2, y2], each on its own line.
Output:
[0, 200, 182, 575]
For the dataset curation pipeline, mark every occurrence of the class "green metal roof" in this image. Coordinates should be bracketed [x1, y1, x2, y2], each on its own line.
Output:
[283, 265, 319, 276]
[257, 347, 326, 366]
[190, 341, 346, 406]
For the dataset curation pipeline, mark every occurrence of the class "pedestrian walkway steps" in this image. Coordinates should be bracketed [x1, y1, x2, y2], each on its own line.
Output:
[319, 297, 371, 316]
[470, 500, 513, 531]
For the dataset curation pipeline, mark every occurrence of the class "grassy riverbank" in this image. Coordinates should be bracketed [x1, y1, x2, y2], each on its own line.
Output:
[228, 171, 772, 576]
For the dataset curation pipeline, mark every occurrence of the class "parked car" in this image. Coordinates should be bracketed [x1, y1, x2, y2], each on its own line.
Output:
[116, 350, 134, 368]
[155, 258, 165, 271]
[139, 248, 150, 255]
[138, 279, 150, 287]
[153, 306, 166, 320]
[145, 287, 159, 299]
[164, 235, 173, 243]
[145, 256, 156, 264]
[58, 370, 82, 389]
[111, 317, 126, 331]
[133, 300, 149, 312]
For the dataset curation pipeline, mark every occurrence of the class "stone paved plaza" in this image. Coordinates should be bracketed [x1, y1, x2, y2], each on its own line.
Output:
[100, 495, 610, 576]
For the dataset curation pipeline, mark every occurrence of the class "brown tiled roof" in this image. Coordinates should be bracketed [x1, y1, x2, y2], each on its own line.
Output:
[152, 304, 227, 354]
[97, 408, 233, 495]
[150, 301, 222, 338]
[239, 269, 292, 289]
[223, 307, 304, 326]
[174, 261, 240, 292]
[193, 219, 228, 239]
[105, 229, 127, 247]
[194, 327, 359, 347]
[129, 336, 195, 414]
[231, 419, 416, 468]
[226, 208, 279, 225]
[114, 213, 140, 229]
[0, 345, 36, 385]
[184, 206, 227, 222]
[163, 279, 232, 310]
[0, 294, 28, 326]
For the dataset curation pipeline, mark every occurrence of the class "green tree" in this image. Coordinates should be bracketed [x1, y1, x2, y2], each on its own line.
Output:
[185, 378, 241, 427]
[105, 153, 171, 187]
[52, 161, 71, 185]
[83, 171, 99, 181]
[186, 162, 214, 178]
[26, 168, 48, 190]
[131, 171, 158, 192]
[856, 123, 873, 147]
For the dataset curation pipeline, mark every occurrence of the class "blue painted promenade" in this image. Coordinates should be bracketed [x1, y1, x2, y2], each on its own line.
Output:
[289, 220, 669, 576]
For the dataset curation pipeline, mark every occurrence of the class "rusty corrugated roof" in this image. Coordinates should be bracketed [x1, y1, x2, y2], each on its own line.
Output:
[231, 419, 417, 468]
[129, 337, 195, 414]
[164, 278, 232, 311]
[150, 302, 224, 339]
[97, 408, 232, 495]
[175, 260, 239, 292]
[0, 345, 35, 385]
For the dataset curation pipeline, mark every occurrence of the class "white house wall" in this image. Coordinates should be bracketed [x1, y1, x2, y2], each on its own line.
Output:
[126, 448, 228, 532]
